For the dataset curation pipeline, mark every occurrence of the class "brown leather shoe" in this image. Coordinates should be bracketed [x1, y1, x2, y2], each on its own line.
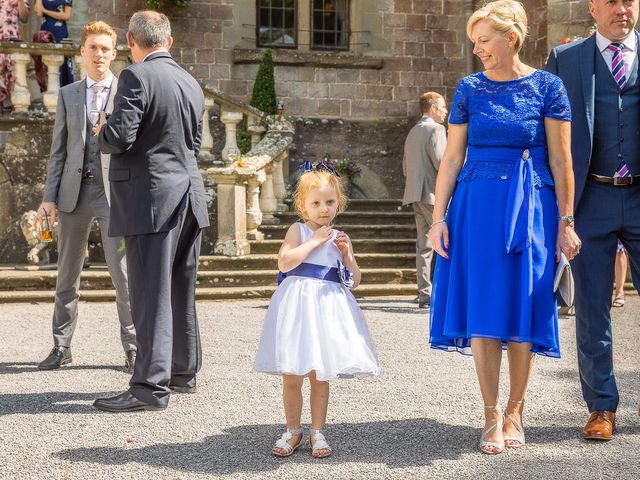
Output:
[583, 411, 616, 441]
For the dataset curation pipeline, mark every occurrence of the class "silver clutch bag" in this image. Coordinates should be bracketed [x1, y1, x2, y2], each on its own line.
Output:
[554, 252, 575, 307]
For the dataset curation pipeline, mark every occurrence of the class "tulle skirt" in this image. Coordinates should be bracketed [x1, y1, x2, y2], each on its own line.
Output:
[253, 276, 381, 381]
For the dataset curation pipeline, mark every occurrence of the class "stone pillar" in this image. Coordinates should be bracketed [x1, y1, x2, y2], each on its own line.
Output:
[210, 173, 250, 257]
[42, 54, 65, 114]
[273, 151, 287, 212]
[246, 171, 265, 241]
[259, 163, 279, 224]
[199, 97, 215, 162]
[220, 108, 243, 165]
[247, 116, 266, 149]
[74, 54, 87, 80]
[10, 52, 32, 113]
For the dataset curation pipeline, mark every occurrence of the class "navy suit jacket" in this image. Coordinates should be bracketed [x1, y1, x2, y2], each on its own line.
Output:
[546, 30, 640, 208]
[98, 51, 209, 237]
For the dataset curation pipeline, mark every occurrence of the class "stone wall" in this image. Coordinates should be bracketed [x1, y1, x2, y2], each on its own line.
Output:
[0, 119, 53, 264]
[547, 0, 594, 51]
[70, 0, 469, 120]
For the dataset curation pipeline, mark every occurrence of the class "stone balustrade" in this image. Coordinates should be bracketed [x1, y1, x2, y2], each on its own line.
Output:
[205, 113, 294, 257]
[0, 41, 130, 115]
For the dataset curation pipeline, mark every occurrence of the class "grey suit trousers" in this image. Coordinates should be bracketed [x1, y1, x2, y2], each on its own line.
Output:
[125, 201, 203, 407]
[413, 201, 435, 300]
[53, 183, 136, 351]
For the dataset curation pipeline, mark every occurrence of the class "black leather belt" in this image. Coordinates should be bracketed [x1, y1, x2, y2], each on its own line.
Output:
[589, 174, 640, 186]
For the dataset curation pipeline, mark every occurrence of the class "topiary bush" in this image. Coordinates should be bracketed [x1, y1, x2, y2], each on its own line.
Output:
[237, 49, 278, 153]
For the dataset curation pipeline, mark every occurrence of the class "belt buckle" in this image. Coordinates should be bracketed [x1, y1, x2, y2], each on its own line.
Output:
[613, 176, 623, 186]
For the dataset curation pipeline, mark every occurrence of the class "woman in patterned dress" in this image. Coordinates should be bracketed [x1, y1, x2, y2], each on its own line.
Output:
[0, 0, 30, 110]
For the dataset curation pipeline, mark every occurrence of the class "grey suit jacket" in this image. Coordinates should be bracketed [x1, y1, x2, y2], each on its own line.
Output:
[402, 116, 446, 206]
[42, 75, 118, 211]
[98, 51, 209, 237]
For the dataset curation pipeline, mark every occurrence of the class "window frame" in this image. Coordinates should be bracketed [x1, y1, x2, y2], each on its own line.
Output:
[255, 0, 299, 50]
[309, 0, 351, 51]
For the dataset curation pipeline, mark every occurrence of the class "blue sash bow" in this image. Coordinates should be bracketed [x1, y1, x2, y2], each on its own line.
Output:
[505, 149, 535, 254]
[277, 261, 354, 288]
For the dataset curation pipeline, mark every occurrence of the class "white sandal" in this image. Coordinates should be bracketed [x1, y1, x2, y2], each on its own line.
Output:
[504, 399, 526, 448]
[272, 427, 304, 457]
[479, 405, 505, 455]
[309, 429, 332, 458]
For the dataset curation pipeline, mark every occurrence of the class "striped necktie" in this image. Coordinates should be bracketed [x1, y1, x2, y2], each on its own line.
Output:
[608, 42, 627, 89]
[608, 43, 631, 178]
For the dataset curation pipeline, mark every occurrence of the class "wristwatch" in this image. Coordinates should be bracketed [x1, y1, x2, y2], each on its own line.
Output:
[558, 215, 575, 226]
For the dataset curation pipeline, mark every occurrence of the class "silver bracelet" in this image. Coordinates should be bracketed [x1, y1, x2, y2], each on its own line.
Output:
[431, 220, 445, 227]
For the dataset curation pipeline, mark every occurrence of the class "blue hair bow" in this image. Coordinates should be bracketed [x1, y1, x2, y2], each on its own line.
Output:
[299, 160, 341, 177]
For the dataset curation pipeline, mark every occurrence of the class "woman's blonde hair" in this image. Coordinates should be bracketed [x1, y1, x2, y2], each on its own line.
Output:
[293, 170, 348, 221]
[466, 0, 528, 53]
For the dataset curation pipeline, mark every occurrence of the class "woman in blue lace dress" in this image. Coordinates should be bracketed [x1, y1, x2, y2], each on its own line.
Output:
[428, 1, 581, 455]
[34, 0, 73, 86]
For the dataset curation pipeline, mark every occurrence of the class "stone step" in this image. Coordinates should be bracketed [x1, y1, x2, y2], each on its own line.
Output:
[0, 267, 417, 291]
[249, 238, 416, 254]
[344, 199, 407, 211]
[260, 224, 417, 240]
[0, 284, 420, 303]
[273, 210, 415, 225]
[2, 283, 636, 304]
[199, 253, 415, 270]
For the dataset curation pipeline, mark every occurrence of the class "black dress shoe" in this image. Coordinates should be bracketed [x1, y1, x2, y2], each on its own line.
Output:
[38, 346, 72, 370]
[125, 350, 136, 374]
[93, 391, 166, 412]
[418, 296, 430, 308]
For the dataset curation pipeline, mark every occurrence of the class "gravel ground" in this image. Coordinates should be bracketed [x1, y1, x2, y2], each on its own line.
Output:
[0, 295, 639, 480]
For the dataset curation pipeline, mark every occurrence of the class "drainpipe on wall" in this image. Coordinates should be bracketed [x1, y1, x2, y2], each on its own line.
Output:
[464, 0, 475, 74]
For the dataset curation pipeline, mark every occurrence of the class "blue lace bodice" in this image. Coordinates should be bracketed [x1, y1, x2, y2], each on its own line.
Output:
[450, 70, 571, 187]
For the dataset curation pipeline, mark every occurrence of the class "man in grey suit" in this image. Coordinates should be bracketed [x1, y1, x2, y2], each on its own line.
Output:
[547, 0, 640, 440]
[93, 11, 209, 412]
[37, 21, 136, 372]
[402, 92, 448, 308]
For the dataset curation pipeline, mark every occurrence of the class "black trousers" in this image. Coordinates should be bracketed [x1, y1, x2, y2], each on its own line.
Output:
[124, 203, 203, 407]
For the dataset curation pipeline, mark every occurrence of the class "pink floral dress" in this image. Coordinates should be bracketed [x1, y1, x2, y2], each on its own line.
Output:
[0, 0, 29, 103]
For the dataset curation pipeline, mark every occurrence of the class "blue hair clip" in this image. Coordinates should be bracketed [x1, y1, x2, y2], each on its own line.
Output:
[299, 160, 314, 174]
[298, 160, 341, 177]
[316, 161, 340, 177]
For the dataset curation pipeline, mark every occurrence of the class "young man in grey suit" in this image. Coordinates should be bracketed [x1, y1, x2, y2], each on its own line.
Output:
[93, 11, 209, 412]
[402, 92, 448, 308]
[547, 0, 640, 440]
[37, 21, 137, 372]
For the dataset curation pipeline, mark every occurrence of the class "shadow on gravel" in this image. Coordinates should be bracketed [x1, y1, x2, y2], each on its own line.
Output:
[55, 417, 640, 475]
[0, 391, 114, 416]
[55, 418, 476, 474]
[0, 362, 127, 375]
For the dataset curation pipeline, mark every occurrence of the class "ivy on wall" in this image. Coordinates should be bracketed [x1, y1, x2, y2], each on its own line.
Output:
[144, 0, 190, 10]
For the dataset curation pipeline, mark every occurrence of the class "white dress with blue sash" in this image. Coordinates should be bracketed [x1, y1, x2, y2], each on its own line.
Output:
[253, 223, 380, 381]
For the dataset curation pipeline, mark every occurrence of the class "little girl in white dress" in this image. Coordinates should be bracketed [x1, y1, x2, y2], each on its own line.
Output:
[253, 163, 380, 459]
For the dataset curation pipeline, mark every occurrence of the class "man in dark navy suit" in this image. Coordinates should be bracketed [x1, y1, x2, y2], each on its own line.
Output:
[547, 0, 640, 440]
[93, 10, 209, 412]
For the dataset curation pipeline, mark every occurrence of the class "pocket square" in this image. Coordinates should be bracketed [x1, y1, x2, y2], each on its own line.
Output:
[554, 252, 574, 307]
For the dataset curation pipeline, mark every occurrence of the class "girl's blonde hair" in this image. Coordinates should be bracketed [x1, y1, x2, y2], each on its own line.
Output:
[466, 0, 528, 53]
[294, 170, 348, 221]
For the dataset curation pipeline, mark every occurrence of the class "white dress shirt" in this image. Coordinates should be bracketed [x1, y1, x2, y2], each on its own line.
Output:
[596, 31, 637, 77]
[86, 72, 114, 125]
